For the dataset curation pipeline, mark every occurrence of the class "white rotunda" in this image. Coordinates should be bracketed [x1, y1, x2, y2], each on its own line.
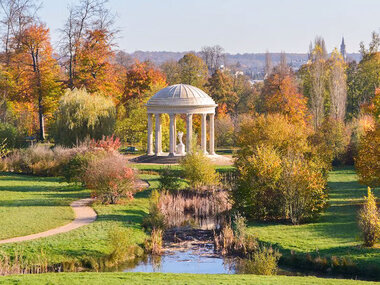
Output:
[146, 84, 217, 157]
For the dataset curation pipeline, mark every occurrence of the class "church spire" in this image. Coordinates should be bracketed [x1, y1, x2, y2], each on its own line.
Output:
[340, 37, 347, 61]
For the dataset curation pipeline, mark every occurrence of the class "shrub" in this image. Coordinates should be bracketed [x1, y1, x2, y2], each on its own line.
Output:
[143, 228, 163, 255]
[142, 190, 166, 231]
[281, 153, 328, 224]
[0, 123, 21, 149]
[237, 246, 281, 275]
[89, 135, 121, 152]
[180, 151, 219, 188]
[358, 187, 380, 247]
[234, 114, 329, 223]
[5, 144, 87, 177]
[309, 118, 350, 165]
[83, 152, 136, 204]
[158, 167, 181, 190]
[234, 145, 328, 224]
[106, 228, 142, 267]
[6, 145, 57, 176]
[52, 88, 116, 146]
[62, 149, 104, 183]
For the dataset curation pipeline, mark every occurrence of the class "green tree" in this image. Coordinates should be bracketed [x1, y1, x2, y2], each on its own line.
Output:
[347, 32, 380, 118]
[178, 53, 208, 88]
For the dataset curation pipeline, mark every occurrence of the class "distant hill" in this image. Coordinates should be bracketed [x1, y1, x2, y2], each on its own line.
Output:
[123, 51, 361, 79]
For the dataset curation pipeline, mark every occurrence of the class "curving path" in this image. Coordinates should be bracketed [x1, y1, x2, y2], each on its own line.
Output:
[0, 198, 97, 244]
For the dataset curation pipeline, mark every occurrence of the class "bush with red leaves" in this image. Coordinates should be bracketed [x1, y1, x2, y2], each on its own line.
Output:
[84, 152, 136, 204]
[90, 135, 121, 152]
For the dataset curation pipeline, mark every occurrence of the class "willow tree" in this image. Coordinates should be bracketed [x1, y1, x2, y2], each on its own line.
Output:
[52, 88, 116, 146]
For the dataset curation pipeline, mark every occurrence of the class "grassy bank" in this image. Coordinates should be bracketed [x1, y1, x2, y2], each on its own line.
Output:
[247, 167, 380, 272]
[0, 272, 376, 285]
[0, 173, 88, 240]
[0, 173, 156, 264]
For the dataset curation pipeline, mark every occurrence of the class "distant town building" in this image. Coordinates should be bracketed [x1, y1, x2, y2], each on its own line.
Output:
[340, 37, 347, 61]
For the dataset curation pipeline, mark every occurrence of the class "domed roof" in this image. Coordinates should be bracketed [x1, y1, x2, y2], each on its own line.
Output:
[147, 84, 216, 107]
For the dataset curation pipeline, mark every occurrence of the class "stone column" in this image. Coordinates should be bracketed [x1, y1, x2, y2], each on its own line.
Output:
[186, 113, 193, 153]
[209, 113, 216, 155]
[155, 114, 162, 155]
[147, 113, 154, 155]
[169, 113, 176, 156]
[201, 113, 208, 154]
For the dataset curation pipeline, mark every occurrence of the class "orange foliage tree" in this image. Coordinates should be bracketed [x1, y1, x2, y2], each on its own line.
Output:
[75, 29, 120, 96]
[355, 90, 380, 187]
[8, 24, 62, 140]
[120, 60, 166, 106]
[259, 68, 308, 124]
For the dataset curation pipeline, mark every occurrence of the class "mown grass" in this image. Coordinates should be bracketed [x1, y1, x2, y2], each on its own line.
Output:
[0, 272, 376, 285]
[247, 167, 380, 270]
[1, 164, 379, 283]
[0, 173, 88, 240]
[0, 174, 156, 264]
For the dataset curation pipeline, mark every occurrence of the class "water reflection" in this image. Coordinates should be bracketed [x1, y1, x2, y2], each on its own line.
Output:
[123, 242, 235, 274]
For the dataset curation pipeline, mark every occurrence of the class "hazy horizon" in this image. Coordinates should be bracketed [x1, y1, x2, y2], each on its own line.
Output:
[39, 0, 380, 54]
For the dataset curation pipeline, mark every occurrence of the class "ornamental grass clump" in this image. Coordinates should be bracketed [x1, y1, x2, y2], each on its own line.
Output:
[358, 187, 380, 247]
[83, 152, 136, 204]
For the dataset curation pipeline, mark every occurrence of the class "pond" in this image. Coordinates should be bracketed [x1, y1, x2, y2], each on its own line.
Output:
[122, 240, 304, 276]
[123, 241, 235, 274]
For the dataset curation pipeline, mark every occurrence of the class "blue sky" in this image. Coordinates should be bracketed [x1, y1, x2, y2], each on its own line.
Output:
[39, 0, 380, 54]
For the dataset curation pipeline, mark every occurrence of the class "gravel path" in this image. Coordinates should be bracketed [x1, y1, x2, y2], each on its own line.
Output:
[0, 198, 97, 244]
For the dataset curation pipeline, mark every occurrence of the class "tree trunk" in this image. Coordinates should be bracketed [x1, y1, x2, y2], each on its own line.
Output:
[38, 95, 45, 141]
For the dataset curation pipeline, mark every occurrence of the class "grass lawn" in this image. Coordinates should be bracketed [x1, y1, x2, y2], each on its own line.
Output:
[0, 164, 379, 283]
[0, 173, 88, 240]
[0, 272, 376, 285]
[247, 167, 380, 270]
[0, 173, 156, 263]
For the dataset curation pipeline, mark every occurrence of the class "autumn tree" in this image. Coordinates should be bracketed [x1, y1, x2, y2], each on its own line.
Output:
[177, 53, 208, 88]
[160, 60, 181, 85]
[206, 69, 236, 114]
[259, 66, 308, 124]
[234, 114, 328, 223]
[308, 37, 328, 129]
[355, 89, 380, 187]
[0, 0, 40, 132]
[358, 188, 380, 247]
[60, 0, 117, 90]
[8, 23, 61, 140]
[0, 0, 40, 63]
[116, 61, 167, 146]
[75, 28, 120, 95]
[328, 49, 347, 121]
[120, 61, 166, 104]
